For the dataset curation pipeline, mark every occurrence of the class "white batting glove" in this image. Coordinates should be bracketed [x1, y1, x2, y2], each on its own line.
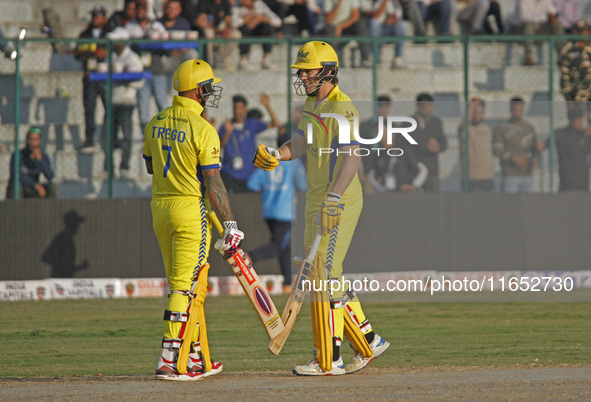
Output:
[214, 221, 244, 255]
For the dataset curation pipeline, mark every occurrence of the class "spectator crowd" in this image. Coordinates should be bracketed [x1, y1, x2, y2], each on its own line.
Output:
[4, 0, 590, 69]
[2, 0, 591, 198]
[359, 93, 591, 193]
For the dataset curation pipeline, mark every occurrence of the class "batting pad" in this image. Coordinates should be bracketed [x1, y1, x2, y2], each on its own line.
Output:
[344, 301, 372, 358]
[165, 292, 191, 340]
[310, 253, 333, 372]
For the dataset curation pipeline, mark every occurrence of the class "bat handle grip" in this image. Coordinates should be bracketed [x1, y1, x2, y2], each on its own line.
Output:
[308, 228, 322, 258]
[208, 211, 225, 237]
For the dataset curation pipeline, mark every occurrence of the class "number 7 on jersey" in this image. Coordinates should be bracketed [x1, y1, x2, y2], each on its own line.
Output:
[162, 145, 172, 177]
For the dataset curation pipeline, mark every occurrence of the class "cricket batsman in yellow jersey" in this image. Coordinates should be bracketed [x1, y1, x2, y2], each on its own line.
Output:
[253, 41, 390, 375]
[144, 60, 245, 381]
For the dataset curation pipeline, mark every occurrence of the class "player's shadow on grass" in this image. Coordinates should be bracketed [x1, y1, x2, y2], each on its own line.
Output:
[42, 209, 89, 278]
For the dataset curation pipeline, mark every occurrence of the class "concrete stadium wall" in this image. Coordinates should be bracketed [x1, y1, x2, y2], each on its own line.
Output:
[2, 192, 591, 281]
[337, 192, 591, 273]
[0, 193, 274, 280]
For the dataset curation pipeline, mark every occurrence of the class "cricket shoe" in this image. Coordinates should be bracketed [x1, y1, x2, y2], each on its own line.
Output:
[292, 357, 346, 376]
[154, 356, 204, 381]
[187, 353, 224, 378]
[345, 334, 390, 374]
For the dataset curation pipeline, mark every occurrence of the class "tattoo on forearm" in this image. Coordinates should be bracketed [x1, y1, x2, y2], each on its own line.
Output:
[203, 169, 234, 222]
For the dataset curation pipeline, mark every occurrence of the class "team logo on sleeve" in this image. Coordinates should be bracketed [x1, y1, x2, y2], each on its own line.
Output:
[211, 147, 220, 156]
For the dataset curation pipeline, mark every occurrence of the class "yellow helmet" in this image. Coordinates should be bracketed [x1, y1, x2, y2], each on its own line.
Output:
[173, 59, 222, 92]
[290, 42, 339, 97]
[290, 41, 339, 70]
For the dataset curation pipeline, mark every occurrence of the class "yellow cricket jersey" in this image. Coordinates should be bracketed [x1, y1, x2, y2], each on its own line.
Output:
[143, 95, 221, 198]
[295, 85, 362, 200]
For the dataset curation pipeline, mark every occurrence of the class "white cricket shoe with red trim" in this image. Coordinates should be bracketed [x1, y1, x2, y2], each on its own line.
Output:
[345, 333, 390, 374]
[154, 355, 205, 381]
[292, 357, 346, 376]
[187, 353, 224, 378]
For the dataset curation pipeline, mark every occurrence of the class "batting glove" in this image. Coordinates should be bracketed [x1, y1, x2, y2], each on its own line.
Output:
[252, 144, 281, 171]
[214, 221, 244, 255]
[319, 193, 344, 236]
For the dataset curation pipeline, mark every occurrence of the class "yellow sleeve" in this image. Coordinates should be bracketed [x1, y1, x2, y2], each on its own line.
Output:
[338, 101, 359, 145]
[296, 99, 315, 137]
[143, 122, 153, 160]
[197, 124, 221, 169]
[296, 118, 307, 137]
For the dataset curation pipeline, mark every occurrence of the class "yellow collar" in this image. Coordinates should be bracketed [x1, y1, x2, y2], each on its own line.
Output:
[172, 95, 204, 116]
[324, 84, 340, 102]
[308, 84, 340, 104]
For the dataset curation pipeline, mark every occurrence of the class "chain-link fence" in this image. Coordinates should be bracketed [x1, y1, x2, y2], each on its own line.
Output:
[0, 34, 588, 199]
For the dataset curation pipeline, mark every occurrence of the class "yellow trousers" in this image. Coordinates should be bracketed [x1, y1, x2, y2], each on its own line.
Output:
[304, 193, 369, 346]
[151, 196, 211, 341]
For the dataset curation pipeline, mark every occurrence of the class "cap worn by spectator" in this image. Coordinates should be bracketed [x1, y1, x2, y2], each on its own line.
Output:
[106, 27, 131, 40]
[91, 5, 107, 17]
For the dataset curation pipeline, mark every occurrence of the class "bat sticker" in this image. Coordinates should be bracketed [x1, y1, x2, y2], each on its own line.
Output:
[254, 286, 273, 316]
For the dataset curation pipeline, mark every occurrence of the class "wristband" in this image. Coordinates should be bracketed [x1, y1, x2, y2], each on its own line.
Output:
[223, 221, 238, 230]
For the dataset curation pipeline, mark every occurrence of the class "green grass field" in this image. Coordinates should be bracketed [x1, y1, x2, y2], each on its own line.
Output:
[1, 295, 590, 378]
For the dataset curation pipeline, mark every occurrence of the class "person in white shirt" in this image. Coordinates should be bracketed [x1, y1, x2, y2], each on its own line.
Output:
[105, 28, 144, 176]
[125, 0, 168, 136]
[232, 0, 282, 70]
[456, 0, 489, 34]
[362, 0, 408, 68]
[508, 0, 564, 65]
[553, 0, 582, 32]
[318, 0, 372, 67]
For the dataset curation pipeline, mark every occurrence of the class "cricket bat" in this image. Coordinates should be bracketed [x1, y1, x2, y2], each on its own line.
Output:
[268, 229, 322, 355]
[208, 211, 284, 339]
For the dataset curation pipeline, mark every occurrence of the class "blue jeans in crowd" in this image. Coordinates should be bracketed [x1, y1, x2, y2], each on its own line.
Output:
[417, 0, 452, 35]
[503, 176, 534, 193]
[368, 18, 409, 60]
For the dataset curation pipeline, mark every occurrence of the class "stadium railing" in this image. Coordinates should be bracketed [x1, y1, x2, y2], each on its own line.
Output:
[0, 34, 586, 198]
